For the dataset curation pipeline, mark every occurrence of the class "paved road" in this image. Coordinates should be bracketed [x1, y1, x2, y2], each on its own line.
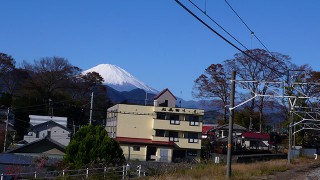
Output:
[304, 165, 320, 180]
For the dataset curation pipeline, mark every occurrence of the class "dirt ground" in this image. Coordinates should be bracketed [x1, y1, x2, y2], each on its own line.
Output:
[260, 158, 320, 180]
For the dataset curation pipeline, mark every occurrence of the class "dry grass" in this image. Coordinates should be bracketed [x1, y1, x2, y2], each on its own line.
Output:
[143, 157, 315, 180]
[232, 159, 291, 179]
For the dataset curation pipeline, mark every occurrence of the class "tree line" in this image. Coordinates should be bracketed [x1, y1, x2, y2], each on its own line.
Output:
[0, 53, 111, 141]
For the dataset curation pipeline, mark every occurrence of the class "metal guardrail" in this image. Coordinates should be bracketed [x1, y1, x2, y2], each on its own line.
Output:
[0, 164, 145, 179]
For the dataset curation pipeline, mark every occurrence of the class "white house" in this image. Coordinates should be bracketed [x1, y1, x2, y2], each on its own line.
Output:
[29, 115, 67, 127]
[23, 120, 71, 146]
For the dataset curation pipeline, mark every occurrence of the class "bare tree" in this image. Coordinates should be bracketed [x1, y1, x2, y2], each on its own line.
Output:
[193, 63, 230, 123]
[20, 57, 81, 100]
[0, 53, 16, 93]
[225, 48, 291, 131]
[0, 53, 15, 75]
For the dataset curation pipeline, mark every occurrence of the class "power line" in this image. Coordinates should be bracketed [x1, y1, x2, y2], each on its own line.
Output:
[175, 0, 287, 77]
[12, 99, 77, 111]
[224, 0, 272, 55]
[175, 0, 254, 60]
[187, 0, 249, 51]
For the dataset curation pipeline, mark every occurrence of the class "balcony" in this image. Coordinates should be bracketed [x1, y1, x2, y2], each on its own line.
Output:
[153, 119, 202, 132]
[176, 138, 201, 149]
[152, 136, 201, 149]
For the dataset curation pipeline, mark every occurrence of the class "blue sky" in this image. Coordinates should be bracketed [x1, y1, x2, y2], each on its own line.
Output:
[1, 0, 320, 100]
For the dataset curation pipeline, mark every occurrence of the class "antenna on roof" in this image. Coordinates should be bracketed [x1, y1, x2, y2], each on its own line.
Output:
[145, 91, 148, 106]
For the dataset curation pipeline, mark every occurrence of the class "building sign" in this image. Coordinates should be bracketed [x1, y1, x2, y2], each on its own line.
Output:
[160, 107, 202, 114]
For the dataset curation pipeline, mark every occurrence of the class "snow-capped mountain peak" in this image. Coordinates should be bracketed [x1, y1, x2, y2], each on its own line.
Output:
[82, 64, 158, 93]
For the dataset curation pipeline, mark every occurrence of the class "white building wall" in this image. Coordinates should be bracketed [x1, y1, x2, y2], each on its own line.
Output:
[24, 126, 70, 146]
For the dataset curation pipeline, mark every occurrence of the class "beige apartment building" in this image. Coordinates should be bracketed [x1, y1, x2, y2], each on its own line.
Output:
[106, 89, 204, 162]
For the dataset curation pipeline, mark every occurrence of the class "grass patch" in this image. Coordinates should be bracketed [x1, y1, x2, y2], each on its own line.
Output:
[232, 159, 291, 179]
[143, 158, 315, 179]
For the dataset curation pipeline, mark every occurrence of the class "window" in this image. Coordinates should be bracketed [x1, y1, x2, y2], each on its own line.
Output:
[169, 137, 179, 142]
[36, 131, 39, 138]
[133, 146, 140, 151]
[169, 114, 179, 120]
[188, 133, 199, 143]
[47, 131, 51, 138]
[170, 119, 180, 125]
[189, 121, 199, 126]
[155, 130, 165, 137]
[169, 131, 179, 142]
[187, 150, 198, 156]
[156, 112, 166, 120]
[189, 116, 200, 126]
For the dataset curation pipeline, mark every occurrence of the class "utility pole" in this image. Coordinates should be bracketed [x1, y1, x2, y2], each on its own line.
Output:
[49, 99, 53, 118]
[259, 111, 262, 133]
[288, 110, 293, 163]
[3, 108, 9, 152]
[89, 92, 93, 125]
[226, 71, 236, 179]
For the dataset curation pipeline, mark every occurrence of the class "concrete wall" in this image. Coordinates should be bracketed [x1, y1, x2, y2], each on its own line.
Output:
[121, 144, 147, 161]
[116, 104, 154, 139]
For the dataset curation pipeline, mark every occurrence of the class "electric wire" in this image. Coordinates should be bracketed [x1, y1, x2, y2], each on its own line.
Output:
[224, 0, 272, 55]
[175, 0, 287, 77]
[188, 0, 249, 51]
[12, 99, 81, 111]
[175, 0, 253, 60]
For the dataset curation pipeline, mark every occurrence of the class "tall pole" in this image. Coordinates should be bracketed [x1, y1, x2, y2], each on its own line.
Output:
[48, 99, 53, 118]
[226, 71, 236, 178]
[89, 92, 93, 125]
[3, 108, 9, 152]
[145, 91, 148, 106]
[288, 110, 293, 163]
[259, 111, 262, 133]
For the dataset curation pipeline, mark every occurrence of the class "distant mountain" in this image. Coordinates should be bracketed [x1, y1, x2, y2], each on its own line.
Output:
[83, 64, 158, 93]
[105, 86, 126, 103]
[106, 86, 157, 105]
[177, 98, 221, 111]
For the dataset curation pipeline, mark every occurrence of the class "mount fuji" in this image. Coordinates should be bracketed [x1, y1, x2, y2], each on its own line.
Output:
[82, 64, 158, 93]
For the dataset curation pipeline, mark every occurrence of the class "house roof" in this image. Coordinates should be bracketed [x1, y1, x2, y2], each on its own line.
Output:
[29, 120, 70, 132]
[0, 153, 61, 166]
[154, 88, 177, 100]
[202, 125, 217, 134]
[7, 137, 66, 154]
[209, 123, 247, 132]
[242, 132, 270, 140]
[115, 137, 175, 147]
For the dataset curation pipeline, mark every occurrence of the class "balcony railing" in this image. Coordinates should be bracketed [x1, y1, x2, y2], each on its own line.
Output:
[169, 137, 179, 142]
[152, 136, 201, 149]
[153, 119, 202, 132]
[170, 120, 180, 125]
[188, 138, 199, 143]
[189, 121, 199, 126]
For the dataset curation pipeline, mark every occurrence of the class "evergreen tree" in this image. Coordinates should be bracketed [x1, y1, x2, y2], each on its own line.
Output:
[64, 125, 125, 168]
